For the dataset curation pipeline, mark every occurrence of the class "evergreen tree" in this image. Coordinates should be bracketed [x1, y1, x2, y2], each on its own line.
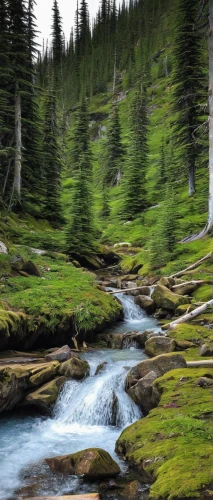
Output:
[149, 184, 178, 268]
[172, 0, 204, 196]
[42, 89, 63, 223]
[66, 100, 96, 257]
[51, 0, 63, 66]
[0, 0, 11, 203]
[121, 88, 149, 219]
[103, 103, 124, 186]
[71, 98, 91, 173]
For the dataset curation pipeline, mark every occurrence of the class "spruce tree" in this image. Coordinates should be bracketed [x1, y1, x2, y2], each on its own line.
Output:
[51, 0, 63, 66]
[121, 88, 149, 219]
[103, 103, 124, 186]
[42, 88, 63, 223]
[172, 0, 204, 196]
[66, 100, 96, 257]
[0, 0, 11, 203]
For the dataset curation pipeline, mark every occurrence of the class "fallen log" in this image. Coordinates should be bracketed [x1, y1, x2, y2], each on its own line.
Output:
[187, 360, 213, 368]
[169, 252, 212, 279]
[171, 280, 205, 290]
[162, 299, 213, 330]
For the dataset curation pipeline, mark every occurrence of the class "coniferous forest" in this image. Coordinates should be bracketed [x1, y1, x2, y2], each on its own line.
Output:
[0, 1, 213, 500]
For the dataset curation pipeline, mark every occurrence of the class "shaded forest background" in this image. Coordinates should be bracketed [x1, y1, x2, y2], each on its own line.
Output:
[0, 0, 210, 273]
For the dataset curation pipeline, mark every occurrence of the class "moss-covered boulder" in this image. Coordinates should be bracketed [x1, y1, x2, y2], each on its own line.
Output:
[23, 376, 67, 413]
[59, 357, 90, 379]
[29, 362, 59, 386]
[45, 448, 121, 479]
[152, 285, 188, 311]
[145, 336, 176, 357]
[116, 367, 213, 499]
[126, 353, 187, 390]
[158, 277, 175, 289]
[167, 323, 213, 344]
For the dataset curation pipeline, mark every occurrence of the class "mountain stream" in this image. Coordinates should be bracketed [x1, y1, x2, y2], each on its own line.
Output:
[0, 291, 159, 499]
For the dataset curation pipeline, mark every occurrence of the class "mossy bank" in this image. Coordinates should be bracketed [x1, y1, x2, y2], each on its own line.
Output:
[116, 367, 213, 500]
[0, 248, 122, 351]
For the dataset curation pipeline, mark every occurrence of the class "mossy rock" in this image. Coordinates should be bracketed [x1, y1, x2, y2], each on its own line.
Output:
[45, 448, 121, 479]
[167, 323, 212, 343]
[152, 285, 188, 311]
[59, 357, 90, 379]
[145, 337, 176, 357]
[24, 376, 67, 413]
[126, 353, 187, 389]
[116, 367, 213, 499]
[29, 362, 59, 386]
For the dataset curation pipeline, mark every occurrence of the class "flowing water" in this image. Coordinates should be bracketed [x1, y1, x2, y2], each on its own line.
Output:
[0, 292, 159, 499]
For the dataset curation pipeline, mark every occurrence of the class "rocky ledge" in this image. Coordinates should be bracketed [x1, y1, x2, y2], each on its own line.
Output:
[0, 345, 89, 414]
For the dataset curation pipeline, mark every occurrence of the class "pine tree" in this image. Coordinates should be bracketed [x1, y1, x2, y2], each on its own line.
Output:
[121, 88, 149, 219]
[51, 0, 63, 66]
[71, 98, 91, 174]
[0, 0, 11, 204]
[149, 185, 178, 269]
[172, 0, 204, 196]
[42, 89, 63, 223]
[103, 103, 124, 186]
[66, 100, 96, 257]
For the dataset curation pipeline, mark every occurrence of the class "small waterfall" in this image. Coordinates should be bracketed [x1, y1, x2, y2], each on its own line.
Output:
[54, 361, 141, 428]
[115, 292, 145, 321]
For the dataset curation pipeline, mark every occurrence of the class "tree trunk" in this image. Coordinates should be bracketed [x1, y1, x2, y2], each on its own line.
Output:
[13, 82, 22, 200]
[207, 0, 213, 231]
[162, 299, 213, 330]
[188, 160, 195, 196]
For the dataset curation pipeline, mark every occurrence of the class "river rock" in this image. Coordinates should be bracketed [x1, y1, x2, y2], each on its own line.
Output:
[134, 295, 155, 314]
[45, 345, 72, 362]
[45, 448, 121, 479]
[134, 330, 156, 347]
[174, 282, 201, 296]
[59, 357, 90, 379]
[197, 376, 213, 387]
[152, 285, 188, 311]
[29, 363, 59, 386]
[145, 336, 176, 357]
[23, 376, 67, 412]
[95, 361, 107, 375]
[137, 286, 151, 296]
[107, 333, 123, 349]
[127, 370, 159, 413]
[126, 353, 187, 390]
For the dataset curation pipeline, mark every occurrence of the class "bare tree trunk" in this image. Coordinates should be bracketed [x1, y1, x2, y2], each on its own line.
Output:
[13, 82, 22, 201]
[169, 252, 212, 278]
[181, 1, 213, 241]
[188, 160, 195, 196]
[162, 299, 213, 330]
[207, 0, 213, 231]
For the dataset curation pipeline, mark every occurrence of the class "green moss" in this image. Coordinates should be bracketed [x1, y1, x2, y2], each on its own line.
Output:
[0, 252, 121, 337]
[168, 323, 213, 343]
[0, 309, 26, 337]
[117, 368, 213, 499]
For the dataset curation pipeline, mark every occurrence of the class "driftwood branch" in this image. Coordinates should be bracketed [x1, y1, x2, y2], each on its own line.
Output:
[171, 280, 206, 289]
[162, 299, 213, 330]
[170, 253, 212, 278]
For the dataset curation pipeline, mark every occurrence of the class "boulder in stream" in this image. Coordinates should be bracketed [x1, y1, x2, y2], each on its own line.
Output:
[126, 353, 187, 390]
[59, 356, 90, 379]
[152, 285, 188, 311]
[45, 345, 72, 362]
[134, 295, 155, 314]
[23, 376, 67, 413]
[45, 447, 121, 479]
[145, 336, 176, 357]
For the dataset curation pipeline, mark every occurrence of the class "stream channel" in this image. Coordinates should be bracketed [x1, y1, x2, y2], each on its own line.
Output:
[0, 291, 160, 500]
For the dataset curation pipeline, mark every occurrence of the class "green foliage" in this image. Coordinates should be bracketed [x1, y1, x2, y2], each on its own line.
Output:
[102, 103, 124, 186]
[66, 100, 97, 257]
[121, 88, 149, 219]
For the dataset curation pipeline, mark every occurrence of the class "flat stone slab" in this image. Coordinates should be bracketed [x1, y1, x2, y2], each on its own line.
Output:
[22, 495, 100, 500]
